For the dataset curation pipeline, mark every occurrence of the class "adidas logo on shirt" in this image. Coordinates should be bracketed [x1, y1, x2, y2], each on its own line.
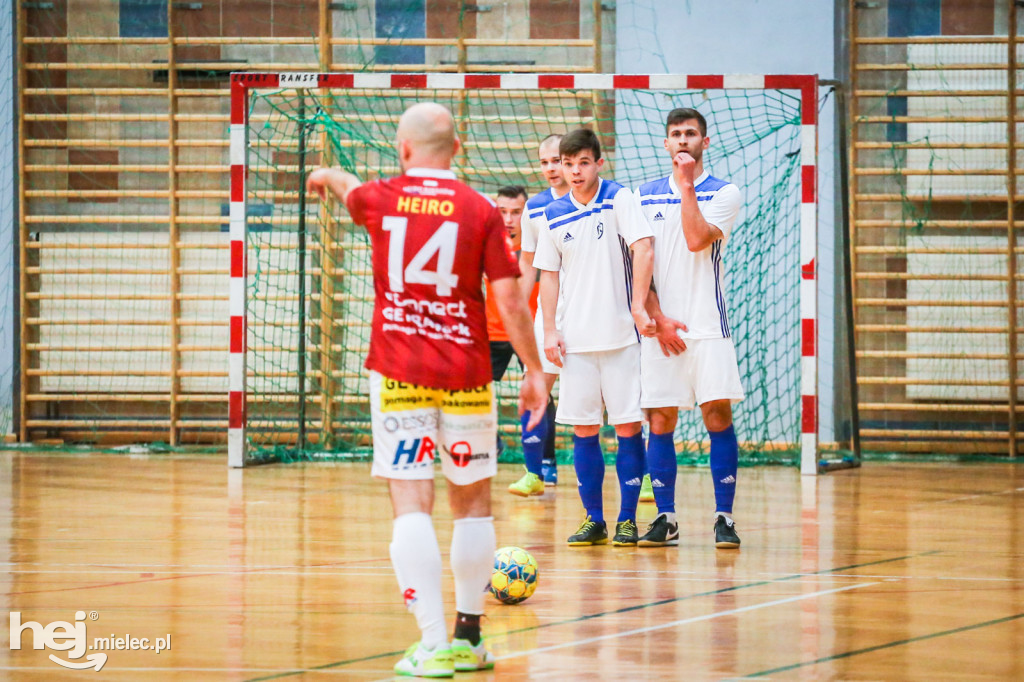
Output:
[653, 211, 665, 221]
[563, 232, 574, 243]
[523, 435, 542, 444]
[719, 475, 736, 484]
[624, 477, 642, 486]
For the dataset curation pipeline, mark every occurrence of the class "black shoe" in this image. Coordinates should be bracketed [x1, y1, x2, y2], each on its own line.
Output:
[638, 513, 679, 547]
[567, 516, 608, 546]
[714, 514, 741, 549]
[612, 519, 639, 546]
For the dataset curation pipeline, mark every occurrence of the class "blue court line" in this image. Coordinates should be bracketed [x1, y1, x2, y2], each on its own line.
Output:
[241, 550, 940, 681]
[746, 611, 1024, 677]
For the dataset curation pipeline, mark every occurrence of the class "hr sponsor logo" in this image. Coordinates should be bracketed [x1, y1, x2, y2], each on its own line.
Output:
[392, 436, 437, 468]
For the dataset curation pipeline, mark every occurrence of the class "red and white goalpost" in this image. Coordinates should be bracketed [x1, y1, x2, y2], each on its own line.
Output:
[227, 72, 819, 474]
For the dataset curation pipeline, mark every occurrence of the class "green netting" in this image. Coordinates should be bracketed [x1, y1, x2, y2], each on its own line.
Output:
[243, 84, 805, 466]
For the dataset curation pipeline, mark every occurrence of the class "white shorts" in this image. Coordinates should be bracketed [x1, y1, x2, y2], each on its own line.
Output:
[369, 370, 498, 485]
[534, 310, 561, 376]
[556, 344, 643, 426]
[640, 336, 745, 409]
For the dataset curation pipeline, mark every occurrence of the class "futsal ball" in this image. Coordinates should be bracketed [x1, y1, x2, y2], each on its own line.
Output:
[490, 546, 538, 605]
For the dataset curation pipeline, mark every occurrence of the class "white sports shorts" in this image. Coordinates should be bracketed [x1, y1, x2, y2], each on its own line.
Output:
[556, 344, 643, 426]
[640, 336, 745, 409]
[369, 370, 498, 484]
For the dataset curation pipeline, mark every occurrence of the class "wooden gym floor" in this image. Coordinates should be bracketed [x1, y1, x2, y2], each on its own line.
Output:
[0, 453, 1022, 680]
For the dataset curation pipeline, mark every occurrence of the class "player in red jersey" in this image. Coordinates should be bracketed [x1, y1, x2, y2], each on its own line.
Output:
[307, 102, 546, 678]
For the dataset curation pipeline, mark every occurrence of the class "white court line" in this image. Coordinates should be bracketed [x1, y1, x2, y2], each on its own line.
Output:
[786, 572, 1020, 583]
[494, 582, 878, 661]
[930, 486, 1024, 505]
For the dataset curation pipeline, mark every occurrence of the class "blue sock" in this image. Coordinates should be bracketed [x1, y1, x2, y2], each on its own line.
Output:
[573, 434, 604, 523]
[646, 432, 677, 514]
[615, 433, 645, 523]
[520, 411, 546, 477]
[709, 424, 739, 514]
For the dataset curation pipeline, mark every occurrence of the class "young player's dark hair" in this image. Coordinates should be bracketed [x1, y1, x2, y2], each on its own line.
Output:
[559, 128, 601, 161]
[666, 107, 707, 137]
[496, 185, 527, 200]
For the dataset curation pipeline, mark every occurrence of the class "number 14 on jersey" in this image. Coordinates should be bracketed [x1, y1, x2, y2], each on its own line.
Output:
[382, 216, 460, 296]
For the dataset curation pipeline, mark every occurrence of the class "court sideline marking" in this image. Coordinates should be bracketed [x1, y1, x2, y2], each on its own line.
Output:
[746, 611, 1024, 677]
[242, 551, 936, 681]
[494, 582, 878, 661]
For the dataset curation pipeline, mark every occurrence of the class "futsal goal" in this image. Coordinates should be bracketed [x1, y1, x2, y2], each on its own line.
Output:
[228, 72, 821, 474]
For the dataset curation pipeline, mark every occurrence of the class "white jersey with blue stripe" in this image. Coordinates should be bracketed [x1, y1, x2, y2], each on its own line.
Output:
[520, 187, 565, 254]
[635, 170, 742, 340]
[533, 178, 653, 353]
[520, 187, 568, 337]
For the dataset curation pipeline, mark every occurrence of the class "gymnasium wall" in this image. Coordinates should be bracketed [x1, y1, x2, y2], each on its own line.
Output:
[3, 1, 841, 455]
[8, 0, 606, 448]
[849, 0, 1022, 456]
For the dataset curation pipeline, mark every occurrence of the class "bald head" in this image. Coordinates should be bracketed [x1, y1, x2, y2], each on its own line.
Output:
[396, 102, 458, 169]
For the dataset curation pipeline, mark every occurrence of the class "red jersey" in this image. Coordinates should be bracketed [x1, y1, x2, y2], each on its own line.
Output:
[346, 168, 520, 390]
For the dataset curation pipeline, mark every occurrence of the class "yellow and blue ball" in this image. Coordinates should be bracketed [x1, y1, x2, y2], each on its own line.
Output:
[490, 546, 538, 605]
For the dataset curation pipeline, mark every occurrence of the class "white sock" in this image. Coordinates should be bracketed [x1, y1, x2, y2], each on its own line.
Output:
[390, 512, 447, 650]
[450, 516, 496, 616]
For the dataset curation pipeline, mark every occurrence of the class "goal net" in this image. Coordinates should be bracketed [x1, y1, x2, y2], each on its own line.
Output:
[230, 73, 819, 472]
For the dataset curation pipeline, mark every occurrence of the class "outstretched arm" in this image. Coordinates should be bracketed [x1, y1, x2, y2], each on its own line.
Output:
[306, 168, 362, 206]
[491, 277, 548, 430]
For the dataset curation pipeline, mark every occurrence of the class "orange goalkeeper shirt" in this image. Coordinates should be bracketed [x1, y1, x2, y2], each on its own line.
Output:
[485, 230, 538, 341]
[486, 276, 539, 342]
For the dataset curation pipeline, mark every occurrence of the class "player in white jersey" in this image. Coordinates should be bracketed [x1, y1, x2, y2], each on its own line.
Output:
[635, 107, 744, 550]
[533, 128, 656, 547]
[507, 134, 567, 496]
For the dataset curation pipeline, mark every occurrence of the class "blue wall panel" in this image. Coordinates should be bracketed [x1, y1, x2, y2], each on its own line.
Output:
[375, 0, 425, 65]
[121, 0, 167, 39]
[888, 0, 941, 37]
